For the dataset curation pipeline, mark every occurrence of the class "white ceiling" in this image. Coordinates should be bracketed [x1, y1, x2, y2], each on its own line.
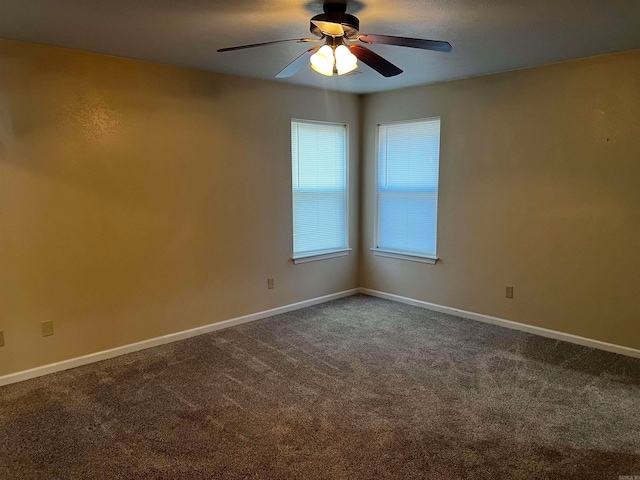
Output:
[0, 0, 639, 93]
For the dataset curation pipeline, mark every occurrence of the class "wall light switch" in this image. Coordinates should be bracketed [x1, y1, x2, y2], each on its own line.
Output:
[41, 321, 54, 337]
[267, 278, 274, 289]
[505, 286, 514, 299]
[0, 330, 4, 347]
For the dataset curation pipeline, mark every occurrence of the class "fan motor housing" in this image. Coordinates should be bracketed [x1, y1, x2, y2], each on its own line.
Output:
[310, 13, 360, 38]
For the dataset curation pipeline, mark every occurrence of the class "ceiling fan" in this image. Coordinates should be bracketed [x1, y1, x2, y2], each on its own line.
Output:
[217, 2, 452, 79]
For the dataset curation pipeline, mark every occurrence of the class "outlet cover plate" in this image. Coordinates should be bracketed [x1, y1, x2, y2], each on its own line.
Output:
[41, 321, 54, 337]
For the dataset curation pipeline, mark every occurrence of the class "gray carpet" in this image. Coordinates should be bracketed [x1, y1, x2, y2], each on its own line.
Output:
[1, 294, 639, 479]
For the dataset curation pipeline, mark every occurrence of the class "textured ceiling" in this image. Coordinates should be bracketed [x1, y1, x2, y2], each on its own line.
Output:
[0, 0, 639, 93]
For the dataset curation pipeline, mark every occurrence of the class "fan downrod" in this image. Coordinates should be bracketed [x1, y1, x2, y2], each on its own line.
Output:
[323, 2, 347, 14]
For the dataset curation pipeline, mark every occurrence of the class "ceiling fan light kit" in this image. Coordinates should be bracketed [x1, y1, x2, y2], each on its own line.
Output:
[310, 39, 358, 76]
[217, 2, 452, 80]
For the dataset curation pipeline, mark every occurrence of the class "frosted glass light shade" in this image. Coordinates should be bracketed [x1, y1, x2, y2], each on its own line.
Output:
[310, 45, 335, 76]
[334, 45, 358, 75]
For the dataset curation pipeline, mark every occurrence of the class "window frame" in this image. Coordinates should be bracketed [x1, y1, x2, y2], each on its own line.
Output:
[291, 118, 351, 264]
[371, 117, 441, 264]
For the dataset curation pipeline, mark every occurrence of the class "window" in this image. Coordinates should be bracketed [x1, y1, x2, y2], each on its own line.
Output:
[291, 120, 349, 262]
[373, 118, 441, 263]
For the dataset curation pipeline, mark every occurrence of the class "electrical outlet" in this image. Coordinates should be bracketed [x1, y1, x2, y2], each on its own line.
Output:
[0, 330, 4, 347]
[505, 286, 514, 299]
[41, 321, 54, 337]
[267, 278, 274, 289]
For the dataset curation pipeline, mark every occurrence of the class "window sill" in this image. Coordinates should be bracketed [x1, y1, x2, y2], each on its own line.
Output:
[293, 248, 352, 264]
[370, 248, 438, 264]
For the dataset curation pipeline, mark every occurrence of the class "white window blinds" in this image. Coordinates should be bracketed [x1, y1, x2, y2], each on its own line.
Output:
[292, 120, 348, 257]
[376, 118, 441, 257]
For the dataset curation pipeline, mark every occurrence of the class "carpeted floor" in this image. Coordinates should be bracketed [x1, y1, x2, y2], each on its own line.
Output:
[1, 294, 639, 479]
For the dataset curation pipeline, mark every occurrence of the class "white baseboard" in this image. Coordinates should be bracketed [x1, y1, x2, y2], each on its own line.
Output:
[4, 287, 638, 388]
[0, 289, 360, 387]
[359, 288, 640, 359]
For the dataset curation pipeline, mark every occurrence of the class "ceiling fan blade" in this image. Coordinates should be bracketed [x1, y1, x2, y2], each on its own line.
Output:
[358, 34, 452, 53]
[276, 47, 321, 78]
[311, 20, 345, 37]
[217, 38, 314, 53]
[349, 45, 402, 77]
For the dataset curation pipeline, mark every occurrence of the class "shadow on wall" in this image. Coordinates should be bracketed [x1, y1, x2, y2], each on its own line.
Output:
[0, 92, 15, 152]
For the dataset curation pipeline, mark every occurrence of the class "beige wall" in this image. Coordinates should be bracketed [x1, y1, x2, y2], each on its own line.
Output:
[0, 39, 360, 376]
[361, 50, 640, 350]
[1, 37, 638, 379]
